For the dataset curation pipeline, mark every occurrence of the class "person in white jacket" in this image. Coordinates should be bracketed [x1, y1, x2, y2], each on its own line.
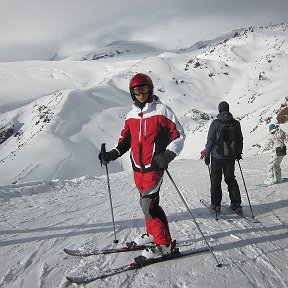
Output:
[264, 123, 287, 185]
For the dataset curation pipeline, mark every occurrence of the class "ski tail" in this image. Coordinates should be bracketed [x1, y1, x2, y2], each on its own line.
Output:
[63, 243, 146, 256]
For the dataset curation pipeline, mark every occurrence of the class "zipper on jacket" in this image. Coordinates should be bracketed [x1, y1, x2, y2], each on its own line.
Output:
[139, 143, 145, 171]
[144, 119, 147, 138]
[138, 112, 146, 141]
[138, 112, 146, 171]
[138, 112, 143, 142]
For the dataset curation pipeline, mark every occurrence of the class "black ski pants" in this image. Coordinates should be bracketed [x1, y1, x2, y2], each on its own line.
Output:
[210, 157, 241, 206]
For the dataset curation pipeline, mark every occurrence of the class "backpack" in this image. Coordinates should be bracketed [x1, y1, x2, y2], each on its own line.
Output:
[215, 121, 237, 157]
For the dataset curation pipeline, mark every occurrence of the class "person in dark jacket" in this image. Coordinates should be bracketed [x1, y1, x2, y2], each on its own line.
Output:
[204, 101, 243, 213]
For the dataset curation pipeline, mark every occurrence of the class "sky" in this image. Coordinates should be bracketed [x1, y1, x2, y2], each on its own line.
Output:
[1, 0, 288, 61]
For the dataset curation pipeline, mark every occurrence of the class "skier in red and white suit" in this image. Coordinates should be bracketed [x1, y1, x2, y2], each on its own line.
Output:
[99, 73, 185, 259]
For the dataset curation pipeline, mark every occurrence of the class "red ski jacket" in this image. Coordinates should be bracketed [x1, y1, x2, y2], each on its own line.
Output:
[115, 96, 185, 173]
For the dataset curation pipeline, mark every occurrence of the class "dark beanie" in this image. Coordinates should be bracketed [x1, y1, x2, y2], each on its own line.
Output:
[218, 101, 229, 112]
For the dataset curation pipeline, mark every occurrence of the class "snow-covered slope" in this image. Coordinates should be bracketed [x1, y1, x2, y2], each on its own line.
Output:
[0, 154, 287, 288]
[0, 23, 288, 184]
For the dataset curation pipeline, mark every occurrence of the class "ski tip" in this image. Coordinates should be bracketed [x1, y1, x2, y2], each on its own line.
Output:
[63, 248, 79, 256]
[66, 276, 88, 285]
[65, 276, 73, 284]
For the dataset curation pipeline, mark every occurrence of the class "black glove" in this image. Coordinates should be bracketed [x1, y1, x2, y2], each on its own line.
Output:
[236, 154, 242, 161]
[204, 156, 210, 166]
[98, 149, 119, 165]
[153, 150, 176, 169]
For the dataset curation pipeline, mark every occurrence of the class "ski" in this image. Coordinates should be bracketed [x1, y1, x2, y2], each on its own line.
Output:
[199, 199, 231, 221]
[200, 199, 259, 224]
[64, 240, 195, 257]
[64, 242, 146, 256]
[66, 246, 210, 284]
[255, 183, 270, 188]
[221, 203, 260, 224]
[256, 178, 288, 188]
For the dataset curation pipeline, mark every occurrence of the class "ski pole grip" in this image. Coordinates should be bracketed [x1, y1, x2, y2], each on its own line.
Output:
[100, 143, 107, 167]
[101, 143, 106, 154]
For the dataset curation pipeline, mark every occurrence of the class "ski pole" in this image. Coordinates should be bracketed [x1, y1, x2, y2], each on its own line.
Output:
[237, 159, 255, 219]
[165, 169, 222, 267]
[207, 164, 219, 221]
[100, 143, 119, 244]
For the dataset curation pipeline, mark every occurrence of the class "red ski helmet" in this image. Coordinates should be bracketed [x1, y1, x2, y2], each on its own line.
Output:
[129, 73, 154, 100]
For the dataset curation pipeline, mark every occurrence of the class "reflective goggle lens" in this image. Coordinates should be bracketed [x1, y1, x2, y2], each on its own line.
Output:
[132, 86, 150, 95]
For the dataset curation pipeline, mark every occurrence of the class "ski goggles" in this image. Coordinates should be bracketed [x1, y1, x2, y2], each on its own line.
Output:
[132, 85, 150, 96]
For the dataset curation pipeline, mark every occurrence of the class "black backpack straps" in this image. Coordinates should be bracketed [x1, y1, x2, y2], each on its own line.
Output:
[215, 120, 237, 157]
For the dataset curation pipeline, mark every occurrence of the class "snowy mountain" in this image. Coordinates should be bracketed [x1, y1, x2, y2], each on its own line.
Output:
[1, 23, 288, 184]
[60, 40, 162, 61]
[0, 23, 288, 287]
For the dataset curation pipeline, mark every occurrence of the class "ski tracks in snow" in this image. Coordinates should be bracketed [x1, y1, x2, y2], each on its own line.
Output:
[0, 157, 287, 287]
[0, 250, 38, 287]
[162, 161, 288, 288]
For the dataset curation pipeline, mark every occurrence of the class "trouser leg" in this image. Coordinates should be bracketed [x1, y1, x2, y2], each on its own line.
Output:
[135, 171, 172, 245]
[210, 158, 223, 206]
[140, 192, 172, 245]
[266, 153, 277, 181]
[274, 155, 284, 181]
[223, 159, 241, 205]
